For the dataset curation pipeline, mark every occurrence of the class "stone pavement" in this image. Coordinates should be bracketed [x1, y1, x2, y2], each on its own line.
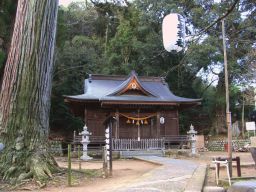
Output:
[111, 156, 207, 192]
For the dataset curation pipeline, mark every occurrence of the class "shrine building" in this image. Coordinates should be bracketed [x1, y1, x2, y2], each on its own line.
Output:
[64, 71, 201, 148]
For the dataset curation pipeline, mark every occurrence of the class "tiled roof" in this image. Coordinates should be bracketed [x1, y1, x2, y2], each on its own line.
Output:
[64, 71, 201, 106]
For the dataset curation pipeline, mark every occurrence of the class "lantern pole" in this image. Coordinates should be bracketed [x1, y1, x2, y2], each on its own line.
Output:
[222, 18, 232, 176]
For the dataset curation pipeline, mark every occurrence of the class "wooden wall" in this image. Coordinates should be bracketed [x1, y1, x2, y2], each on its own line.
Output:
[86, 108, 108, 137]
[85, 107, 179, 138]
[161, 110, 179, 136]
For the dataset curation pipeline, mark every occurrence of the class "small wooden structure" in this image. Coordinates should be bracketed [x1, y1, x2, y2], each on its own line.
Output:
[64, 71, 201, 150]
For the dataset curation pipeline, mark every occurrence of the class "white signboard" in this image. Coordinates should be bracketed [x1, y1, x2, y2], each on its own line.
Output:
[246, 121, 256, 131]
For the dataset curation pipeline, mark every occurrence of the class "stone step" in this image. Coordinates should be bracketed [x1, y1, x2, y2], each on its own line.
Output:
[203, 186, 225, 192]
[119, 150, 164, 158]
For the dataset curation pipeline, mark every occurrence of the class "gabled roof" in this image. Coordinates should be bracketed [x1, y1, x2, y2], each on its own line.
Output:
[64, 71, 201, 107]
[106, 71, 157, 97]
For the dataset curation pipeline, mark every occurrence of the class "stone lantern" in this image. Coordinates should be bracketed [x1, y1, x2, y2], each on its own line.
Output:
[79, 124, 92, 161]
[187, 124, 197, 155]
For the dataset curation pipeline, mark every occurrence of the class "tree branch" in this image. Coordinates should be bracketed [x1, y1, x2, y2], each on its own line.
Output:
[162, 0, 240, 79]
[200, 78, 219, 97]
[209, 65, 221, 76]
[198, 0, 240, 35]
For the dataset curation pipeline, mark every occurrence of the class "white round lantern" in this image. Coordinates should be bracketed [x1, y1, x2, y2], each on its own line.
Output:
[162, 13, 186, 52]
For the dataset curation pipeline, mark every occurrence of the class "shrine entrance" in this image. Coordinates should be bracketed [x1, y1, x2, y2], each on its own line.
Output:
[117, 112, 156, 140]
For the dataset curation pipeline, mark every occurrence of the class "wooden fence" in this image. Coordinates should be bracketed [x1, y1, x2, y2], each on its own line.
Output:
[163, 135, 190, 149]
[112, 138, 164, 151]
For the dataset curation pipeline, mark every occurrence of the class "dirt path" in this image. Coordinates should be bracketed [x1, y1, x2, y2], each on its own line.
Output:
[10, 151, 256, 191]
[43, 159, 159, 192]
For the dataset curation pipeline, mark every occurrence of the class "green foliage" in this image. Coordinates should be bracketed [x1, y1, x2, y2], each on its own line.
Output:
[0, 50, 6, 69]
[0, 0, 17, 77]
[51, 0, 256, 136]
[0, 0, 17, 38]
[51, 34, 104, 135]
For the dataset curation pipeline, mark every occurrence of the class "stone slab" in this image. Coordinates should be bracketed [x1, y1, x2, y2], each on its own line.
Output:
[227, 180, 256, 192]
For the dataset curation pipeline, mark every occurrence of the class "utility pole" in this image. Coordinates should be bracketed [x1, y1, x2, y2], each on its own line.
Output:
[222, 18, 232, 176]
[254, 88, 256, 110]
[242, 93, 245, 138]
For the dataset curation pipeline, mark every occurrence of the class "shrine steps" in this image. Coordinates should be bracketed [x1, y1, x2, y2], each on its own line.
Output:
[119, 150, 164, 158]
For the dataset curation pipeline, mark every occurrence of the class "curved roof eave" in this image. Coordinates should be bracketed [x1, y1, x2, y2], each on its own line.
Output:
[64, 94, 99, 102]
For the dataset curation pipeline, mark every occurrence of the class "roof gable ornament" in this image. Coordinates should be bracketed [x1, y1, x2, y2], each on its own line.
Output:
[118, 77, 147, 96]
[107, 71, 157, 97]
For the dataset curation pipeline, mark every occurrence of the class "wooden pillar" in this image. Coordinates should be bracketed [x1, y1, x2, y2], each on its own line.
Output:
[150, 118, 154, 138]
[115, 109, 119, 138]
[176, 109, 179, 135]
[156, 111, 161, 138]
[235, 156, 241, 177]
[84, 105, 87, 125]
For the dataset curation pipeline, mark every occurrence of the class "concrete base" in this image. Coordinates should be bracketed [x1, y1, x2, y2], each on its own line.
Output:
[203, 186, 225, 192]
[80, 154, 93, 161]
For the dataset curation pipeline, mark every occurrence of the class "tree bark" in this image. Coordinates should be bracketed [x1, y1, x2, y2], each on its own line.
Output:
[0, 0, 59, 185]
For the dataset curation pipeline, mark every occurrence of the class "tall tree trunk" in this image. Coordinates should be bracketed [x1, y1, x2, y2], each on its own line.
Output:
[0, 0, 59, 185]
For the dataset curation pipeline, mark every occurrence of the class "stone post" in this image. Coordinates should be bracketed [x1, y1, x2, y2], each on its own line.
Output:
[187, 124, 197, 155]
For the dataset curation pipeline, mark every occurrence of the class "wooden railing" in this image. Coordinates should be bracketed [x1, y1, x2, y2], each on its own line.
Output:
[163, 135, 189, 142]
[163, 135, 190, 149]
[73, 135, 105, 144]
[112, 138, 164, 151]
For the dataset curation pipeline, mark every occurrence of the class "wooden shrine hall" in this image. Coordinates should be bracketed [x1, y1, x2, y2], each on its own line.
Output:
[64, 71, 201, 150]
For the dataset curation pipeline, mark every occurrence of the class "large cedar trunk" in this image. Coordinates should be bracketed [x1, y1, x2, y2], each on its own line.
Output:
[0, 0, 59, 184]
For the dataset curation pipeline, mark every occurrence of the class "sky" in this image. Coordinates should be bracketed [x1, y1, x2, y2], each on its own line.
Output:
[59, 0, 222, 6]
[59, 0, 83, 7]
